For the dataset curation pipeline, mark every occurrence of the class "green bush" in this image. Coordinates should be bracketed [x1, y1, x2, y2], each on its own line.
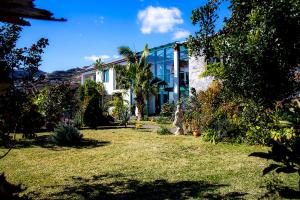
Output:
[109, 95, 130, 127]
[52, 123, 83, 146]
[157, 126, 172, 135]
[156, 116, 169, 124]
[73, 110, 84, 128]
[83, 95, 106, 129]
[202, 129, 220, 144]
[161, 102, 175, 119]
[20, 104, 44, 138]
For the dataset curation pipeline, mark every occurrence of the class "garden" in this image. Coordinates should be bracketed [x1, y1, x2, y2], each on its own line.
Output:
[0, 0, 300, 199]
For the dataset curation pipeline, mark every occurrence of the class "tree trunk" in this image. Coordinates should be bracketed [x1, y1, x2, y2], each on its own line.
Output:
[136, 100, 144, 121]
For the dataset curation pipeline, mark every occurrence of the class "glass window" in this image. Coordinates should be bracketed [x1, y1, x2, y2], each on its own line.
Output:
[147, 52, 156, 64]
[156, 63, 164, 81]
[156, 49, 164, 63]
[179, 45, 188, 60]
[103, 69, 109, 82]
[165, 48, 173, 61]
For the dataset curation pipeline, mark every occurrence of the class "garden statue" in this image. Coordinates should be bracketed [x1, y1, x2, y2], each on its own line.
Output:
[173, 104, 184, 135]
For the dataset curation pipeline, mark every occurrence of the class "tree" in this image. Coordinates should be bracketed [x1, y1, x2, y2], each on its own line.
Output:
[117, 44, 156, 121]
[188, 0, 300, 106]
[0, 24, 48, 139]
[78, 79, 107, 128]
[35, 82, 78, 130]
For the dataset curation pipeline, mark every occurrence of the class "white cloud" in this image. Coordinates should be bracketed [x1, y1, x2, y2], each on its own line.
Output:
[94, 16, 104, 25]
[113, 55, 120, 59]
[173, 29, 190, 40]
[84, 55, 110, 62]
[137, 6, 183, 34]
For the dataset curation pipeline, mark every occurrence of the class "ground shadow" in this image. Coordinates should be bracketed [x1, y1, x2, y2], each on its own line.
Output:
[0, 135, 111, 150]
[259, 183, 300, 199]
[27, 173, 247, 200]
[80, 126, 130, 130]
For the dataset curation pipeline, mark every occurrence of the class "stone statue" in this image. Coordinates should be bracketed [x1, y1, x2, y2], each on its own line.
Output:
[173, 104, 184, 135]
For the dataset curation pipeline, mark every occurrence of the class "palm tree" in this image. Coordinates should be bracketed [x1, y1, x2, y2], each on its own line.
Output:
[117, 44, 156, 121]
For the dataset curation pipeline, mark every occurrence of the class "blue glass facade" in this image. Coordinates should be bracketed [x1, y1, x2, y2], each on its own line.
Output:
[146, 42, 189, 114]
[179, 45, 189, 98]
[103, 69, 109, 82]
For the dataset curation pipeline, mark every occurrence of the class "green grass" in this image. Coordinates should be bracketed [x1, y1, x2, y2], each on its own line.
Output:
[0, 128, 298, 199]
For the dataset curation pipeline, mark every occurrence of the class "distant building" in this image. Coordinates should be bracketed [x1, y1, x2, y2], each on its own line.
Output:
[81, 42, 212, 115]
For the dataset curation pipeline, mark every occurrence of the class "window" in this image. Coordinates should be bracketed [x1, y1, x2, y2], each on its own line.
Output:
[103, 69, 109, 82]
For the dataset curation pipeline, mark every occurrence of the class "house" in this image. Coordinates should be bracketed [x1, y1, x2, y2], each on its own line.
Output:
[81, 41, 213, 115]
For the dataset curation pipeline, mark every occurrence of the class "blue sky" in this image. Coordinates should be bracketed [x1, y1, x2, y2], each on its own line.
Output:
[17, 0, 230, 72]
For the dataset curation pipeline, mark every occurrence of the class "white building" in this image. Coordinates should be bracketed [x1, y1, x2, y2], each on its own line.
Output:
[81, 42, 212, 115]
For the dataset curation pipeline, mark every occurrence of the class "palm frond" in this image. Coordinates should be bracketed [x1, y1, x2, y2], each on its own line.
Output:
[118, 46, 136, 63]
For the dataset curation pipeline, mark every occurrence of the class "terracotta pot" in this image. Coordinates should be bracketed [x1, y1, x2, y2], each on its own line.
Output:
[192, 130, 201, 137]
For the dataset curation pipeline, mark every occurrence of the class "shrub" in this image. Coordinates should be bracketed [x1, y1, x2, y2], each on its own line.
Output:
[73, 110, 84, 128]
[20, 104, 44, 138]
[109, 95, 130, 127]
[135, 123, 142, 129]
[157, 126, 172, 135]
[161, 102, 175, 119]
[202, 129, 220, 144]
[156, 116, 169, 124]
[83, 95, 106, 129]
[52, 123, 82, 146]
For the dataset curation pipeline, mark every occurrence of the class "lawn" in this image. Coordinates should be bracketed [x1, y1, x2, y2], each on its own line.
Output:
[0, 127, 298, 199]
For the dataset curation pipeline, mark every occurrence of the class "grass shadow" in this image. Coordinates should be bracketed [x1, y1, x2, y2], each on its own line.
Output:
[28, 173, 247, 199]
[79, 125, 131, 130]
[0, 135, 111, 151]
[259, 181, 300, 199]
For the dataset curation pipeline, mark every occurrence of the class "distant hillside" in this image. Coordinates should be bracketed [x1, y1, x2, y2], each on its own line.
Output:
[40, 66, 94, 87]
[12, 66, 94, 90]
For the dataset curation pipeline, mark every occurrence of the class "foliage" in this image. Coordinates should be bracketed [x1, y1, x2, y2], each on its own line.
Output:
[188, 0, 300, 106]
[188, 0, 300, 144]
[52, 123, 83, 146]
[109, 94, 130, 127]
[73, 110, 84, 129]
[202, 129, 220, 144]
[184, 88, 203, 132]
[83, 95, 106, 129]
[250, 140, 300, 190]
[184, 82, 223, 134]
[0, 24, 48, 139]
[35, 82, 78, 130]
[77, 80, 110, 128]
[78, 79, 105, 104]
[117, 44, 158, 121]
[157, 126, 172, 135]
[160, 102, 175, 119]
[0, 24, 48, 96]
[156, 116, 169, 125]
[0, 173, 24, 200]
[19, 103, 44, 138]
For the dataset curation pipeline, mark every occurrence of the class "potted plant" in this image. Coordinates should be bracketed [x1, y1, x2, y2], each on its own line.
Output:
[191, 111, 201, 137]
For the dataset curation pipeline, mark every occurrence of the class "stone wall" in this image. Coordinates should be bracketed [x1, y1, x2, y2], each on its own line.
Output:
[188, 55, 213, 92]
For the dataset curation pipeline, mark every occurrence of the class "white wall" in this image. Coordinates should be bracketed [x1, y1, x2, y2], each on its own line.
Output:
[102, 68, 115, 95]
[189, 55, 213, 92]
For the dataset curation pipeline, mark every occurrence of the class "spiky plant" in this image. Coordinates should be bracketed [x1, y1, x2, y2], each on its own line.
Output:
[117, 44, 157, 121]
